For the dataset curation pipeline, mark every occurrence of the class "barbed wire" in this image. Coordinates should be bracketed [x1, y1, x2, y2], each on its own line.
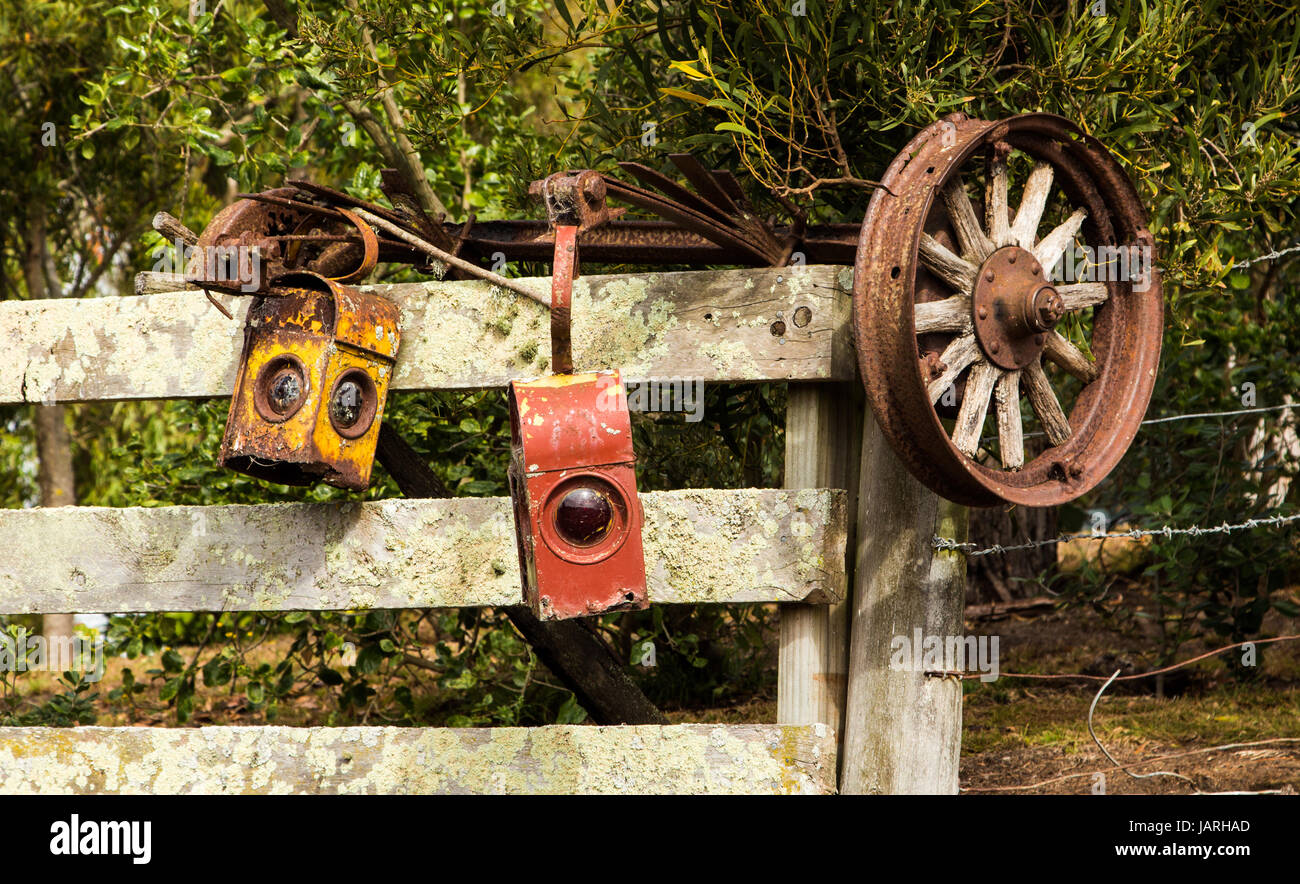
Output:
[987, 401, 1295, 445]
[934, 512, 1300, 557]
[1231, 242, 1300, 269]
[1139, 402, 1294, 425]
[813, 253, 1300, 560]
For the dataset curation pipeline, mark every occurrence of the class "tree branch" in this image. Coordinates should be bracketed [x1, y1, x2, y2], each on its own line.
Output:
[344, 0, 450, 219]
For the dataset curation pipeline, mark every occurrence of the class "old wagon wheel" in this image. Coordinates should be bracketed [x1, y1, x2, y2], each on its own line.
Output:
[853, 113, 1163, 507]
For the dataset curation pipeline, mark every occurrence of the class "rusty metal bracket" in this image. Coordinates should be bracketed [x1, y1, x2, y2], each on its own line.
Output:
[530, 170, 626, 233]
[282, 206, 378, 284]
[550, 225, 577, 375]
[180, 156, 853, 298]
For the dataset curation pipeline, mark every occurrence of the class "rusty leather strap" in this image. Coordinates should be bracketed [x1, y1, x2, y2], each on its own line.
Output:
[551, 224, 577, 375]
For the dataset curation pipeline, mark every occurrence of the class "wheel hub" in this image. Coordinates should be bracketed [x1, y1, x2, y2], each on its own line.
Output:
[972, 245, 1062, 370]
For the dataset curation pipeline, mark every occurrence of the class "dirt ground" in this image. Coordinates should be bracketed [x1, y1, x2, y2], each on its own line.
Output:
[958, 584, 1300, 794]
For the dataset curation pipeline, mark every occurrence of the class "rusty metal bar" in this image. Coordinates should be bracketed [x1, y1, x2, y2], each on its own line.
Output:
[550, 225, 577, 375]
[451, 219, 859, 265]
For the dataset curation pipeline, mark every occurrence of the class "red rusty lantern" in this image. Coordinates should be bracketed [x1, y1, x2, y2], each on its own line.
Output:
[507, 369, 647, 620]
[507, 205, 648, 620]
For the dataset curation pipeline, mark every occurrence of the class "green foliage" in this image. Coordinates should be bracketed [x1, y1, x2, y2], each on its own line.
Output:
[1058, 267, 1300, 663]
[580, 1, 1300, 296]
[0, 673, 100, 727]
[0, 408, 37, 509]
[0, 619, 101, 726]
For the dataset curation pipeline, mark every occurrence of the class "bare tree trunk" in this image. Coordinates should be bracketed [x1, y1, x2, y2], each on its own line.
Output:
[22, 206, 78, 645]
[966, 504, 1056, 604]
[36, 405, 77, 644]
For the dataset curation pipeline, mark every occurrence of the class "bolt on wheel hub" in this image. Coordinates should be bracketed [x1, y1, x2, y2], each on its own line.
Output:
[972, 245, 1062, 370]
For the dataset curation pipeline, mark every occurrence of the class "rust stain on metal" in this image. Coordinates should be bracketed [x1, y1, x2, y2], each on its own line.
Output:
[507, 370, 647, 620]
[549, 225, 577, 376]
[220, 271, 400, 491]
[177, 126, 1163, 508]
[972, 245, 1060, 370]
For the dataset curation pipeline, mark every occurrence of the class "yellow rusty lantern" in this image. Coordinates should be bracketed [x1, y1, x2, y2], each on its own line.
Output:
[220, 271, 400, 490]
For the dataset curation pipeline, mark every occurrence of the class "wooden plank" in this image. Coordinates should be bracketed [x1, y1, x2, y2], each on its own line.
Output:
[839, 414, 968, 794]
[1043, 330, 1099, 383]
[0, 723, 837, 794]
[995, 368, 1024, 470]
[914, 295, 971, 335]
[926, 333, 980, 404]
[951, 360, 998, 456]
[1011, 162, 1054, 249]
[985, 158, 1014, 248]
[0, 265, 854, 405]
[0, 488, 846, 614]
[778, 382, 860, 742]
[940, 179, 994, 262]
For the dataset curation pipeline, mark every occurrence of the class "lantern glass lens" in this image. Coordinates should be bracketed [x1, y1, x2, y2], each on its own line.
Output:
[331, 380, 364, 428]
[268, 367, 303, 414]
[554, 486, 614, 546]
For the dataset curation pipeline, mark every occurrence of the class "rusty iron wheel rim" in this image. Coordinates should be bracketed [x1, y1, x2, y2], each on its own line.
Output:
[853, 113, 1163, 507]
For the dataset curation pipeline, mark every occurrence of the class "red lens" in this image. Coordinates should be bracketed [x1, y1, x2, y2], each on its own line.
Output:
[554, 486, 614, 546]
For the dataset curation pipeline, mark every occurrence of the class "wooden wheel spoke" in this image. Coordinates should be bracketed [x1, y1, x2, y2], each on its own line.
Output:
[919, 233, 978, 293]
[952, 361, 999, 456]
[1033, 207, 1088, 275]
[914, 295, 972, 334]
[1058, 281, 1109, 311]
[1023, 359, 1071, 446]
[926, 333, 980, 404]
[1011, 162, 1054, 249]
[1043, 330, 1099, 383]
[941, 177, 994, 262]
[995, 369, 1024, 470]
[986, 158, 1013, 248]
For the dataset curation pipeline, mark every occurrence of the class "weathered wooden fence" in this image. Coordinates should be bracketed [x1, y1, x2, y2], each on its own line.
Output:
[0, 264, 965, 794]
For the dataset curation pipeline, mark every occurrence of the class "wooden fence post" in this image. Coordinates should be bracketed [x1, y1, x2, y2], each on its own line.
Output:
[778, 382, 861, 745]
[839, 412, 969, 794]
